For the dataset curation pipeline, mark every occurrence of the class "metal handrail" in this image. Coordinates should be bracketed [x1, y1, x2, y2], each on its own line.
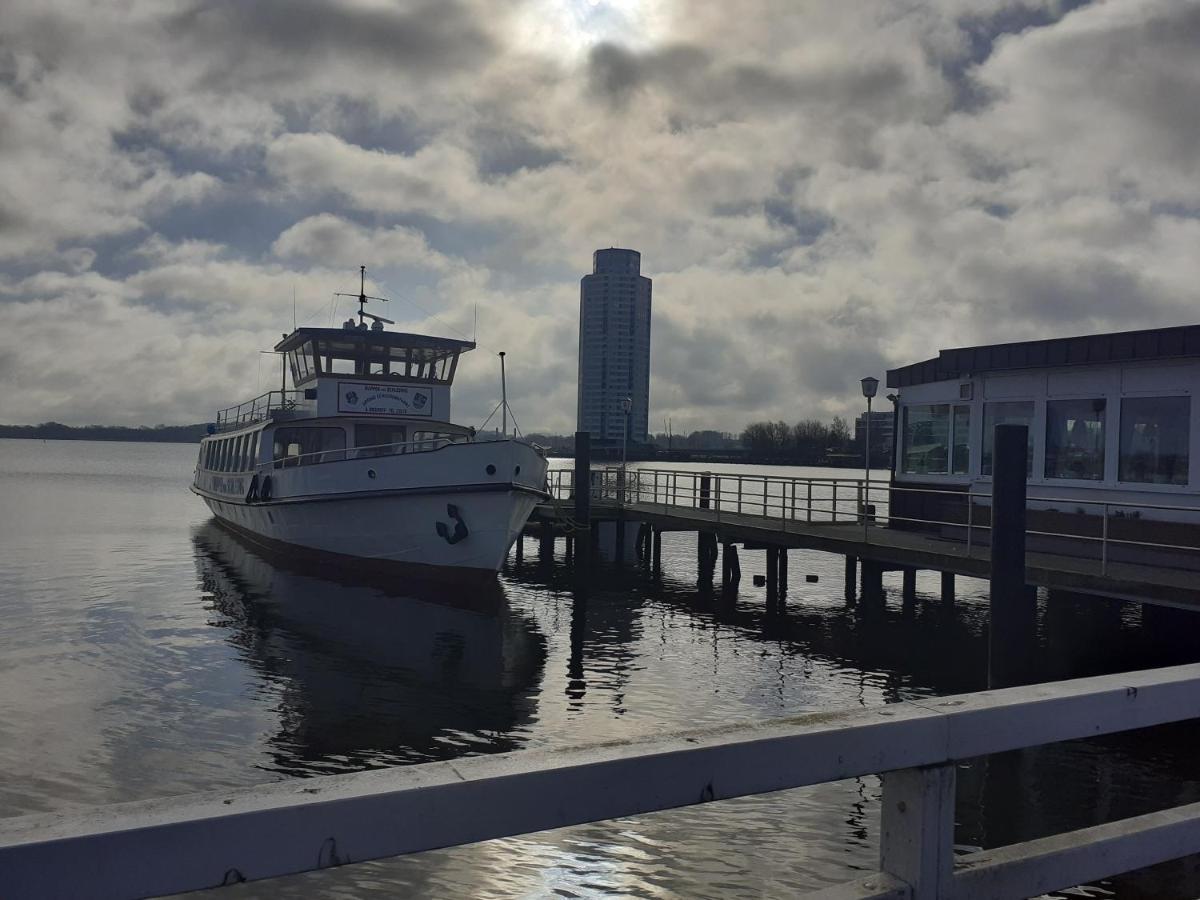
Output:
[545, 465, 1200, 573]
[215, 390, 306, 431]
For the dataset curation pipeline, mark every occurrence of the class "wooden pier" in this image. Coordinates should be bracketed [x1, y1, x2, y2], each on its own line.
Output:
[527, 465, 1200, 608]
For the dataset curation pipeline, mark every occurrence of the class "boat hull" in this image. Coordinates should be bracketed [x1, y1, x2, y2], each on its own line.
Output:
[202, 485, 542, 580]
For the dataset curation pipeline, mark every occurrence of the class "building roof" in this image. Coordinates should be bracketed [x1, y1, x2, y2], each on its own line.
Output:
[887, 324, 1200, 388]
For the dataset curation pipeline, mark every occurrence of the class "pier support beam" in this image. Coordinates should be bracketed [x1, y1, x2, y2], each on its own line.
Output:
[880, 764, 956, 897]
[515, 533, 524, 564]
[778, 549, 788, 605]
[539, 533, 554, 561]
[573, 431, 592, 578]
[766, 547, 779, 608]
[845, 555, 857, 602]
[698, 532, 718, 589]
[652, 528, 662, 575]
[989, 424, 1037, 689]
[861, 560, 885, 610]
[722, 543, 741, 593]
[902, 568, 917, 605]
[940, 571, 955, 606]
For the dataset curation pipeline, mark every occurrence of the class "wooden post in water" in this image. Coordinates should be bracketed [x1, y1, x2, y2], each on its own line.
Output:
[902, 568, 917, 609]
[722, 543, 741, 592]
[766, 546, 779, 609]
[940, 571, 955, 606]
[861, 560, 884, 610]
[989, 424, 1037, 689]
[652, 528, 662, 575]
[573, 432, 591, 577]
[778, 549, 788, 603]
[697, 533, 718, 589]
[845, 555, 857, 602]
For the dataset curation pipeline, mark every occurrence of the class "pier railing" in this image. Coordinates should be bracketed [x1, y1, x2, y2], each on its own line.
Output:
[6, 664, 1200, 899]
[544, 467, 1200, 573]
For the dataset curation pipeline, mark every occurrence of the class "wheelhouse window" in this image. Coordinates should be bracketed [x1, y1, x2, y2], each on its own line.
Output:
[355, 424, 407, 458]
[273, 427, 346, 468]
[901, 405, 950, 475]
[1119, 396, 1189, 485]
[1045, 399, 1106, 480]
[982, 402, 1034, 476]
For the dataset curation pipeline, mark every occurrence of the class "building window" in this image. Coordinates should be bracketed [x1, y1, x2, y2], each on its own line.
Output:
[1045, 399, 1106, 480]
[952, 405, 970, 474]
[1119, 396, 1189, 485]
[982, 401, 1034, 476]
[901, 405, 950, 475]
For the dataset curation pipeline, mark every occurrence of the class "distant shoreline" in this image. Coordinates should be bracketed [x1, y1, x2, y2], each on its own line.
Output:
[0, 424, 206, 443]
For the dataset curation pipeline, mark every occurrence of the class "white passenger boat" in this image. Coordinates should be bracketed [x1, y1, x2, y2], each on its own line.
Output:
[191, 275, 548, 579]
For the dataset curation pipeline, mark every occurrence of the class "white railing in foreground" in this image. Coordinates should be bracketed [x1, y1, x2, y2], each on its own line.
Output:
[5, 665, 1200, 899]
[544, 467, 1200, 574]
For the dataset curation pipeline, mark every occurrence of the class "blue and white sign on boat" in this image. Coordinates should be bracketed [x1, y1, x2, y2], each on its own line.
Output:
[337, 381, 432, 417]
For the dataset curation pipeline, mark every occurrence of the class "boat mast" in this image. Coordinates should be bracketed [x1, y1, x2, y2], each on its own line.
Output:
[499, 351, 508, 438]
[334, 266, 392, 329]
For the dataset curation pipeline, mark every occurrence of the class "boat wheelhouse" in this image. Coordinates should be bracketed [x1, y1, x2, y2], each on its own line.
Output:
[192, 273, 548, 578]
[886, 324, 1200, 570]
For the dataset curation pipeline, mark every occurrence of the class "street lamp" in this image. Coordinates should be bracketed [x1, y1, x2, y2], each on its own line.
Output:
[621, 395, 632, 466]
[620, 396, 632, 504]
[861, 376, 879, 515]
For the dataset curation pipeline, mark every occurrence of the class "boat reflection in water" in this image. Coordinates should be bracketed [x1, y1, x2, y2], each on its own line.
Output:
[192, 521, 547, 775]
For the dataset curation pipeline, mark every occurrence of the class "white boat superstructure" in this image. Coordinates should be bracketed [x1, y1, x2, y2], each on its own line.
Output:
[191, 272, 548, 578]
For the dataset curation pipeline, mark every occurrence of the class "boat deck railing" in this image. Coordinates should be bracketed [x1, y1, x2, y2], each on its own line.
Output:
[546, 466, 1200, 575]
[257, 436, 463, 469]
[215, 390, 307, 432]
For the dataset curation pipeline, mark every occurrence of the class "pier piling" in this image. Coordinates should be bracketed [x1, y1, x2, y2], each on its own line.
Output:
[765, 547, 779, 608]
[902, 568, 917, 608]
[989, 424, 1037, 689]
[722, 543, 741, 592]
[940, 571, 955, 606]
[861, 560, 884, 609]
[845, 555, 857, 602]
[573, 431, 592, 576]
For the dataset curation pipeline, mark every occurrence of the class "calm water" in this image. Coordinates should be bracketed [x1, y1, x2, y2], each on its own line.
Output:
[2, 439, 1200, 898]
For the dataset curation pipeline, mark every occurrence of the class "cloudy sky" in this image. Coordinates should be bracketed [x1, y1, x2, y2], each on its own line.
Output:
[2, 0, 1199, 433]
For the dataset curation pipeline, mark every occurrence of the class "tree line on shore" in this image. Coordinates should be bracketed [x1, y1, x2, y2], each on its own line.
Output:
[740, 418, 856, 463]
[0, 422, 209, 443]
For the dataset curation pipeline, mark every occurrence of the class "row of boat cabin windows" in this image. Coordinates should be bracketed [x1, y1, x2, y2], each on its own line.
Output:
[901, 396, 1190, 485]
[203, 426, 466, 472]
[287, 341, 456, 384]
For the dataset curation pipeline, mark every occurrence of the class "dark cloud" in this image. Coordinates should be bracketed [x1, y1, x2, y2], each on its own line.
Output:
[167, 0, 497, 87]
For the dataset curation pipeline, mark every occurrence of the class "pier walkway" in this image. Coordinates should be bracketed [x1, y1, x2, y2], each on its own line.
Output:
[531, 467, 1200, 606]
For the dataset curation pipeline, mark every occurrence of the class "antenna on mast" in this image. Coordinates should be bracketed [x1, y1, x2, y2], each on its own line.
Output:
[334, 265, 392, 329]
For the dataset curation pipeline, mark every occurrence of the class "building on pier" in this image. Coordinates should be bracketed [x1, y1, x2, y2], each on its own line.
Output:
[886, 323, 1200, 567]
[576, 248, 652, 447]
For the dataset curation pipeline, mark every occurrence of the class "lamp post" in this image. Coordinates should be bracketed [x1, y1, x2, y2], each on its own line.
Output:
[861, 376, 879, 516]
[624, 396, 633, 504]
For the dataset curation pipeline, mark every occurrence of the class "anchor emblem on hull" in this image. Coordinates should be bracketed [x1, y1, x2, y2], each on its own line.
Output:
[435, 503, 469, 545]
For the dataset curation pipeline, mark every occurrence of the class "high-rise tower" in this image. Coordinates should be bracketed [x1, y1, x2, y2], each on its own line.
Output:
[577, 248, 652, 445]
